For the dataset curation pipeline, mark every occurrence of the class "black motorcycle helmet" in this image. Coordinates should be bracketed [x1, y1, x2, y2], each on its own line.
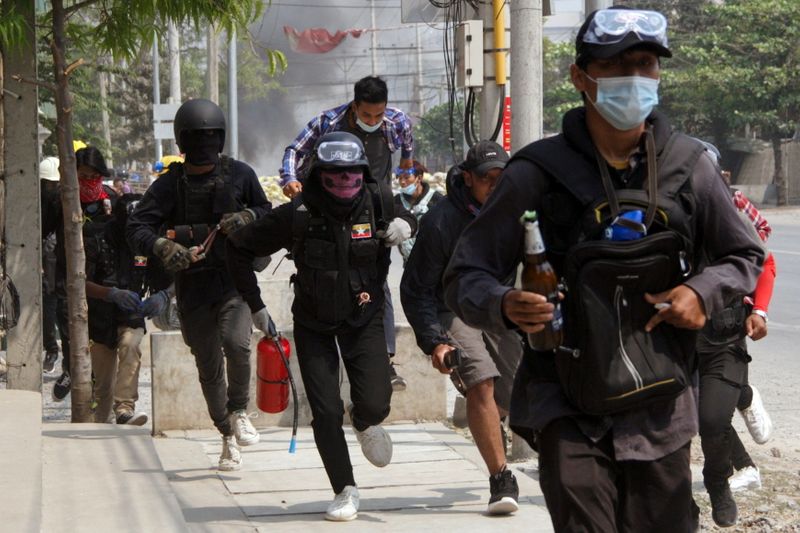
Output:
[308, 131, 371, 178]
[173, 99, 226, 153]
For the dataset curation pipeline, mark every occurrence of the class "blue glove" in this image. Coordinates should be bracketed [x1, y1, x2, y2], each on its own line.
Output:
[105, 287, 143, 313]
[141, 290, 170, 318]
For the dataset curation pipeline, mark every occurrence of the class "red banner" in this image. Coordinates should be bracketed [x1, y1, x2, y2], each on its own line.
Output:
[283, 26, 365, 54]
[502, 96, 512, 153]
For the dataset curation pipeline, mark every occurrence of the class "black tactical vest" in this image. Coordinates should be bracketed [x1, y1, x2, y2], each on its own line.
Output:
[290, 190, 384, 331]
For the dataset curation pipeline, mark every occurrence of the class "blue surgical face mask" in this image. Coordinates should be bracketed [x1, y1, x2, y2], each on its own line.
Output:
[356, 117, 382, 133]
[585, 74, 660, 131]
[401, 182, 417, 196]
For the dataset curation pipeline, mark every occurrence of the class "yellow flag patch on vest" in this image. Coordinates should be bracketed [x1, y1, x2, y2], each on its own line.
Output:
[351, 223, 372, 240]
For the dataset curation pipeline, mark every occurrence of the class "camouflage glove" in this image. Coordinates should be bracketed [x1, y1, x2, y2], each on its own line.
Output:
[153, 237, 193, 272]
[220, 209, 256, 234]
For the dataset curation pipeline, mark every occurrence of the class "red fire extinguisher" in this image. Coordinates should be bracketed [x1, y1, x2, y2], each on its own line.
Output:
[256, 318, 299, 453]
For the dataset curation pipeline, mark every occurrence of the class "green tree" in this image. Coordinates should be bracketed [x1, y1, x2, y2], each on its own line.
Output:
[414, 99, 465, 171]
[39, 0, 269, 421]
[667, 0, 800, 204]
[543, 38, 582, 133]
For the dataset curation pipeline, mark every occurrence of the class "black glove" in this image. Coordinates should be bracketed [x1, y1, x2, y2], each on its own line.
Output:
[220, 209, 256, 234]
[105, 287, 143, 313]
[153, 237, 192, 272]
[141, 290, 170, 318]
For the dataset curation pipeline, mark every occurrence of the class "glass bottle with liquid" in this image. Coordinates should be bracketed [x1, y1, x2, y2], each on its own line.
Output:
[520, 210, 563, 351]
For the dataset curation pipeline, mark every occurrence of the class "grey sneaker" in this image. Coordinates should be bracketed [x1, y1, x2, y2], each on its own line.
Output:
[218, 435, 242, 471]
[739, 386, 773, 444]
[116, 411, 148, 426]
[389, 362, 407, 392]
[348, 404, 392, 467]
[229, 409, 260, 446]
[325, 485, 359, 521]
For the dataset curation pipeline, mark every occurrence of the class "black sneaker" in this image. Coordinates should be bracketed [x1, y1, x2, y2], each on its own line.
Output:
[488, 467, 519, 515]
[43, 351, 58, 374]
[116, 411, 148, 426]
[389, 362, 407, 392]
[707, 481, 737, 527]
[52, 371, 71, 402]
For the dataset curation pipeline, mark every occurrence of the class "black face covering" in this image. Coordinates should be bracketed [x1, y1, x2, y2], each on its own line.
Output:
[182, 130, 222, 166]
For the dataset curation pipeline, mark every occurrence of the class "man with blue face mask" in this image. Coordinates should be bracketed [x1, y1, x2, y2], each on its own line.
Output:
[442, 6, 764, 532]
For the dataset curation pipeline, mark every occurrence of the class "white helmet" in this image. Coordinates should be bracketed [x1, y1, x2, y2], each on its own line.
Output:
[40, 157, 60, 181]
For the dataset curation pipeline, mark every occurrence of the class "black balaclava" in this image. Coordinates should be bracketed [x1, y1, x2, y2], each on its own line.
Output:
[182, 130, 223, 167]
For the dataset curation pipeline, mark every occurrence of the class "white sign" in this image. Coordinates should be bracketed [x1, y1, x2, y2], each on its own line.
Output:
[153, 103, 181, 140]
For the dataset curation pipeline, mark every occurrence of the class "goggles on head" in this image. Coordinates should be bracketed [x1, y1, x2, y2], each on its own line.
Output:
[583, 9, 668, 48]
[316, 140, 364, 166]
[395, 167, 416, 177]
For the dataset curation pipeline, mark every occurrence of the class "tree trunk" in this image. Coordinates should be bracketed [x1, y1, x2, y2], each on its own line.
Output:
[772, 136, 787, 206]
[51, 0, 93, 422]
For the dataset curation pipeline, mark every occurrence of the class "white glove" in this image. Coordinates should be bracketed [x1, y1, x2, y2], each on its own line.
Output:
[382, 218, 412, 247]
[252, 307, 276, 338]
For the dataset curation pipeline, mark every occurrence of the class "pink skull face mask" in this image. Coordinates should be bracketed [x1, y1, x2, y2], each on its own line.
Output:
[320, 169, 364, 201]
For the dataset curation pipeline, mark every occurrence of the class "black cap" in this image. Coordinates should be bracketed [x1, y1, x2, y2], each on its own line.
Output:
[576, 7, 672, 64]
[461, 140, 509, 176]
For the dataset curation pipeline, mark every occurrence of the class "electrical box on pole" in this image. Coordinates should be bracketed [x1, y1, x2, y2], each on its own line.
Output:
[456, 20, 483, 88]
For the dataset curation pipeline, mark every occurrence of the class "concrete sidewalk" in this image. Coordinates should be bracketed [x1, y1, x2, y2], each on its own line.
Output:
[155, 422, 554, 532]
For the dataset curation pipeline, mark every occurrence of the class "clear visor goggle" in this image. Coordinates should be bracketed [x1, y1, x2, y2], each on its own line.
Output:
[316, 141, 364, 165]
[583, 9, 668, 47]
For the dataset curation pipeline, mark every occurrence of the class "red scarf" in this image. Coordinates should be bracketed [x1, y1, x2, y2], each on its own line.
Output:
[79, 177, 108, 204]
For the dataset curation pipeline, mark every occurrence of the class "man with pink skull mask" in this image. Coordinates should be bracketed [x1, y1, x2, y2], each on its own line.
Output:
[227, 131, 417, 522]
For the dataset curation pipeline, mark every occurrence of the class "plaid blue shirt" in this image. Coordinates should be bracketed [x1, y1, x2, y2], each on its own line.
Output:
[280, 102, 414, 186]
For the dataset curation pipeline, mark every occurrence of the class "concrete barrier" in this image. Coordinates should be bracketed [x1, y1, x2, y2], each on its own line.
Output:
[151, 325, 446, 433]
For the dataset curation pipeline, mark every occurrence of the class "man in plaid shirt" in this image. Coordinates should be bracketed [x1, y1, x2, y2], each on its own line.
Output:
[280, 76, 415, 392]
[280, 76, 414, 199]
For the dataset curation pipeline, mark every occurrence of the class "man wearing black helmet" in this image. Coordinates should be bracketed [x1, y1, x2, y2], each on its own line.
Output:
[442, 7, 763, 531]
[227, 131, 417, 522]
[127, 98, 271, 471]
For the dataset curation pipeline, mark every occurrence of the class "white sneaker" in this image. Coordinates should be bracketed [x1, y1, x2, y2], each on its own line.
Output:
[348, 405, 392, 467]
[739, 386, 773, 444]
[229, 409, 260, 446]
[218, 435, 242, 471]
[325, 485, 359, 521]
[729, 466, 762, 492]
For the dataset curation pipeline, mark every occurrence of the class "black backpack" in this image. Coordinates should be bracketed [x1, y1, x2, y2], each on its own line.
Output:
[517, 128, 704, 415]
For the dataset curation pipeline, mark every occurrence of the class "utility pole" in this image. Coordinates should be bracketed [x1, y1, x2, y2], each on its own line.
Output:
[510, 0, 543, 152]
[228, 30, 238, 159]
[585, 0, 612, 15]
[206, 24, 219, 103]
[168, 21, 181, 154]
[2, 0, 42, 391]
[479, 0, 507, 143]
[508, 0, 543, 461]
[152, 37, 162, 160]
[414, 24, 424, 117]
[370, 0, 378, 75]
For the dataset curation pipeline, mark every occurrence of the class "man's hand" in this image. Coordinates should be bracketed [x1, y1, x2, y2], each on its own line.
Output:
[105, 287, 143, 313]
[282, 181, 303, 199]
[502, 289, 557, 333]
[153, 237, 193, 272]
[644, 285, 707, 332]
[431, 344, 456, 375]
[220, 209, 255, 234]
[381, 218, 412, 247]
[252, 307, 277, 338]
[141, 290, 170, 318]
[746, 313, 768, 341]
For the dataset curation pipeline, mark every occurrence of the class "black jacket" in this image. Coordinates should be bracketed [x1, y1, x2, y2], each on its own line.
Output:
[126, 159, 270, 311]
[226, 171, 417, 333]
[400, 167, 486, 355]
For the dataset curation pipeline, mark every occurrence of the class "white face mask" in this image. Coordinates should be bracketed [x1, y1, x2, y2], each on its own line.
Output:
[356, 117, 382, 133]
[585, 74, 660, 131]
